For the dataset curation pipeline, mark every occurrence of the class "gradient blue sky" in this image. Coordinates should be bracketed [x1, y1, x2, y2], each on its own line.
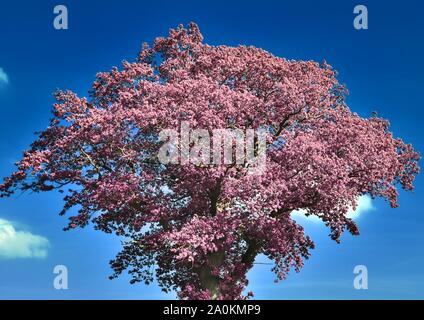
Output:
[0, 0, 423, 299]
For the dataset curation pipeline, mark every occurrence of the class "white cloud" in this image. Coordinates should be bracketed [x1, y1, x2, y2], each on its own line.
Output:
[291, 195, 374, 223]
[346, 195, 374, 219]
[0, 67, 9, 85]
[0, 218, 50, 259]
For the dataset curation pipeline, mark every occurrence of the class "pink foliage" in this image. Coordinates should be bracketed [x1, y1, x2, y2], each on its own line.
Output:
[0, 23, 419, 299]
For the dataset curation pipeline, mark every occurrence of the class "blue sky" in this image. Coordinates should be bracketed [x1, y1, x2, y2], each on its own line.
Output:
[0, 0, 423, 299]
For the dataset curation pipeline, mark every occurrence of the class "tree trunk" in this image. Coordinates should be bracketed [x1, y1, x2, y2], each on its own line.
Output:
[196, 250, 225, 299]
[195, 239, 261, 299]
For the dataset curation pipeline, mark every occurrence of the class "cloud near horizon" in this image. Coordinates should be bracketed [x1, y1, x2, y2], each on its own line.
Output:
[0, 218, 50, 259]
[0, 67, 9, 85]
[291, 195, 374, 223]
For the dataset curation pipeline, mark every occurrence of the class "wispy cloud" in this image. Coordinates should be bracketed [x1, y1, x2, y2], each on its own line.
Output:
[0, 218, 50, 259]
[291, 195, 374, 223]
[0, 67, 9, 85]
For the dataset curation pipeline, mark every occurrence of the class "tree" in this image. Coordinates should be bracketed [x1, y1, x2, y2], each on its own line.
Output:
[0, 23, 419, 300]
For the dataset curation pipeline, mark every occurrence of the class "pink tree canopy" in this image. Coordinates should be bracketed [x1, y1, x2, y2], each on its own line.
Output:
[0, 23, 419, 299]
